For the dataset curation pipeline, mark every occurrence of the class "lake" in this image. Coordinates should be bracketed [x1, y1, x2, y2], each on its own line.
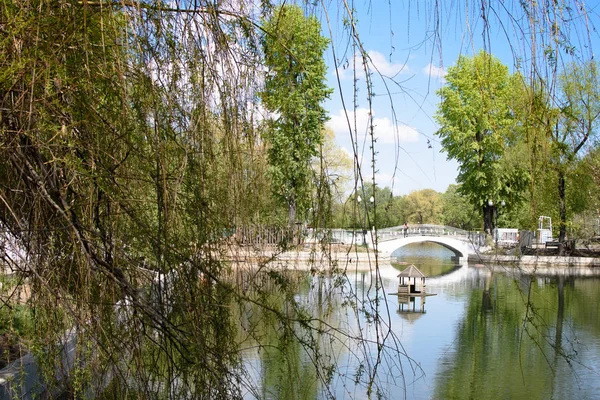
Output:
[239, 242, 600, 399]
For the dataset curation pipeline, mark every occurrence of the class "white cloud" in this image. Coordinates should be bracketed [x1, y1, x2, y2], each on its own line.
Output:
[395, 124, 420, 142]
[336, 50, 410, 80]
[328, 108, 419, 144]
[375, 171, 399, 190]
[368, 50, 410, 77]
[423, 62, 447, 79]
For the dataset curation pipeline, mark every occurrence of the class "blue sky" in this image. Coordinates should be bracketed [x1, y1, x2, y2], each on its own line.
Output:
[315, 1, 599, 197]
[319, 1, 467, 197]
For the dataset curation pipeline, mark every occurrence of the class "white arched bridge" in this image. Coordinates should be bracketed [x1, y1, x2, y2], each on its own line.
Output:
[309, 224, 487, 261]
[376, 235, 480, 261]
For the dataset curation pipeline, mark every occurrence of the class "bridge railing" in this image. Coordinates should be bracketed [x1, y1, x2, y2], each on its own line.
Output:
[377, 225, 487, 245]
[304, 226, 488, 247]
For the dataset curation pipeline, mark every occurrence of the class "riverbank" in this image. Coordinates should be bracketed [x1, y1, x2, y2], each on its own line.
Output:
[471, 244, 600, 269]
[224, 244, 387, 271]
[468, 254, 600, 269]
[225, 243, 600, 273]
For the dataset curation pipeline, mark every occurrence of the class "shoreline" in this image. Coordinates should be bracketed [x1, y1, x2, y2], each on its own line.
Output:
[469, 253, 600, 267]
[224, 246, 386, 272]
[223, 245, 600, 272]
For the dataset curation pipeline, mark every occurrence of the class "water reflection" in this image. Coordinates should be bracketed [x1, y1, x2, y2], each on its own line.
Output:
[432, 272, 600, 400]
[392, 242, 461, 277]
[238, 243, 600, 399]
[397, 295, 427, 316]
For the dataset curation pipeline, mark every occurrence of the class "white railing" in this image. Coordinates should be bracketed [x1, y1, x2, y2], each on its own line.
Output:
[305, 226, 488, 247]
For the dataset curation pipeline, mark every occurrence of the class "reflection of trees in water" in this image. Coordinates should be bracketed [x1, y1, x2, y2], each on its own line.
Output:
[392, 242, 460, 278]
[233, 270, 348, 399]
[233, 267, 417, 399]
[433, 272, 599, 399]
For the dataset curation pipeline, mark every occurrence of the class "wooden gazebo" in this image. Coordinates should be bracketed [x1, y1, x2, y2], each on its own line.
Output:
[397, 264, 427, 295]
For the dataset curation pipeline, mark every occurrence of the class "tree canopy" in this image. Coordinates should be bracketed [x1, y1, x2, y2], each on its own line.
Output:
[435, 51, 530, 234]
[260, 4, 332, 225]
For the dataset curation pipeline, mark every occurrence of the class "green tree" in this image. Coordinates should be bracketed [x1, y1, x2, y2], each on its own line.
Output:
[435, 51, 529, 235]
[521, 63, 600, 250]
[552, 61, 600, 250]
[260, 5, 332, 226]
[0, 2, 263, 396]
[403, 189, 443, 225]
[311, 127, 352, 229]
[387, 195, 409, 227]
[441, 184, 480, 230]
[367, 185, 395, 229]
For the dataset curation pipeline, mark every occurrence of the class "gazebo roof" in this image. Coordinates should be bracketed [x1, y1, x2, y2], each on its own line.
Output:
[397, 264, 426, 279]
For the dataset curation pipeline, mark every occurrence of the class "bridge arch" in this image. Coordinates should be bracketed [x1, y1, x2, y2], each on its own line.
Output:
[377, 236, 471, 259]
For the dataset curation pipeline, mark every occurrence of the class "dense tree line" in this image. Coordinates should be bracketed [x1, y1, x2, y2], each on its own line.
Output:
[435, 51, 600, 252]
[329, 184, 480, 231]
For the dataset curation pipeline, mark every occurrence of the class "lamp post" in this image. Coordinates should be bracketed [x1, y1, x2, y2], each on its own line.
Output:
[489, 199, 506, 246]
[357, 195, 365, 246]
[355, 194, 376, 247]
[487, 199, 494, 238]
[369, 196, 375, 249]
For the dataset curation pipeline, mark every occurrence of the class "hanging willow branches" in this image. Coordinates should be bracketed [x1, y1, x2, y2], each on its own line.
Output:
[1, 0, 599, 398]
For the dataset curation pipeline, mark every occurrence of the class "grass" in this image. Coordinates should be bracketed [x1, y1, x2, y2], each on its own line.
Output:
[1, 276, 34, 368]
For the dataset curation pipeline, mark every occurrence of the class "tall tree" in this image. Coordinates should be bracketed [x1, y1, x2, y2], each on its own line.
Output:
[0, 2, 265, 396]
[260, 5, 332, 226]
[553, 61, 600, 251]
[435, 51, 529, 235]
[311, 127, 352, 229]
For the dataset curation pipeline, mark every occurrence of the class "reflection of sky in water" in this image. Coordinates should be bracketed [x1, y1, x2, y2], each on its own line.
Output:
[345, 265, 469, 398]
[241, 243, 600, 399]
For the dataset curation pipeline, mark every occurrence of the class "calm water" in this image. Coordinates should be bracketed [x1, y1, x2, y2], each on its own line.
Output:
[241, 243, 600, 399]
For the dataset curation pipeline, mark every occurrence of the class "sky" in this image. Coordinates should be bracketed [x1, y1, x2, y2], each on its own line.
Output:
[319, 1, 464, 197]
[314, 1, 599, 197]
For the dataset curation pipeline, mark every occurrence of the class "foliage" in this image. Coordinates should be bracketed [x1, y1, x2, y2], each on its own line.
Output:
[338, 185, 403, 229]
[0, 0, 263, 397]
[0, 1, 397, 398]
[260, 5, 332, 225]
[315, 128, 353, 204]
[310, 127, 353, 230]
[513, 62, 600, 244]
[435, 51, 530, 233]
[1, 0, 599, 398]
[403, 189, 443, 225]
[551, 61, 600, 244]
[0, 277, 33, 339]
[440, 184, 480, 230]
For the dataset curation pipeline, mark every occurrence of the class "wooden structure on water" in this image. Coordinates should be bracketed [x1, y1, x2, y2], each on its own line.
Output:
[392, 264, 436, 317]
[396, 264, 427, 295]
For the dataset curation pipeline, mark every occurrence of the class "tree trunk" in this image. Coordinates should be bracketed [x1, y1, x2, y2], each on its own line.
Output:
[288, 194, 297, 226]
[483, 204, 495, 236]
[558, 171, 567, 255]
